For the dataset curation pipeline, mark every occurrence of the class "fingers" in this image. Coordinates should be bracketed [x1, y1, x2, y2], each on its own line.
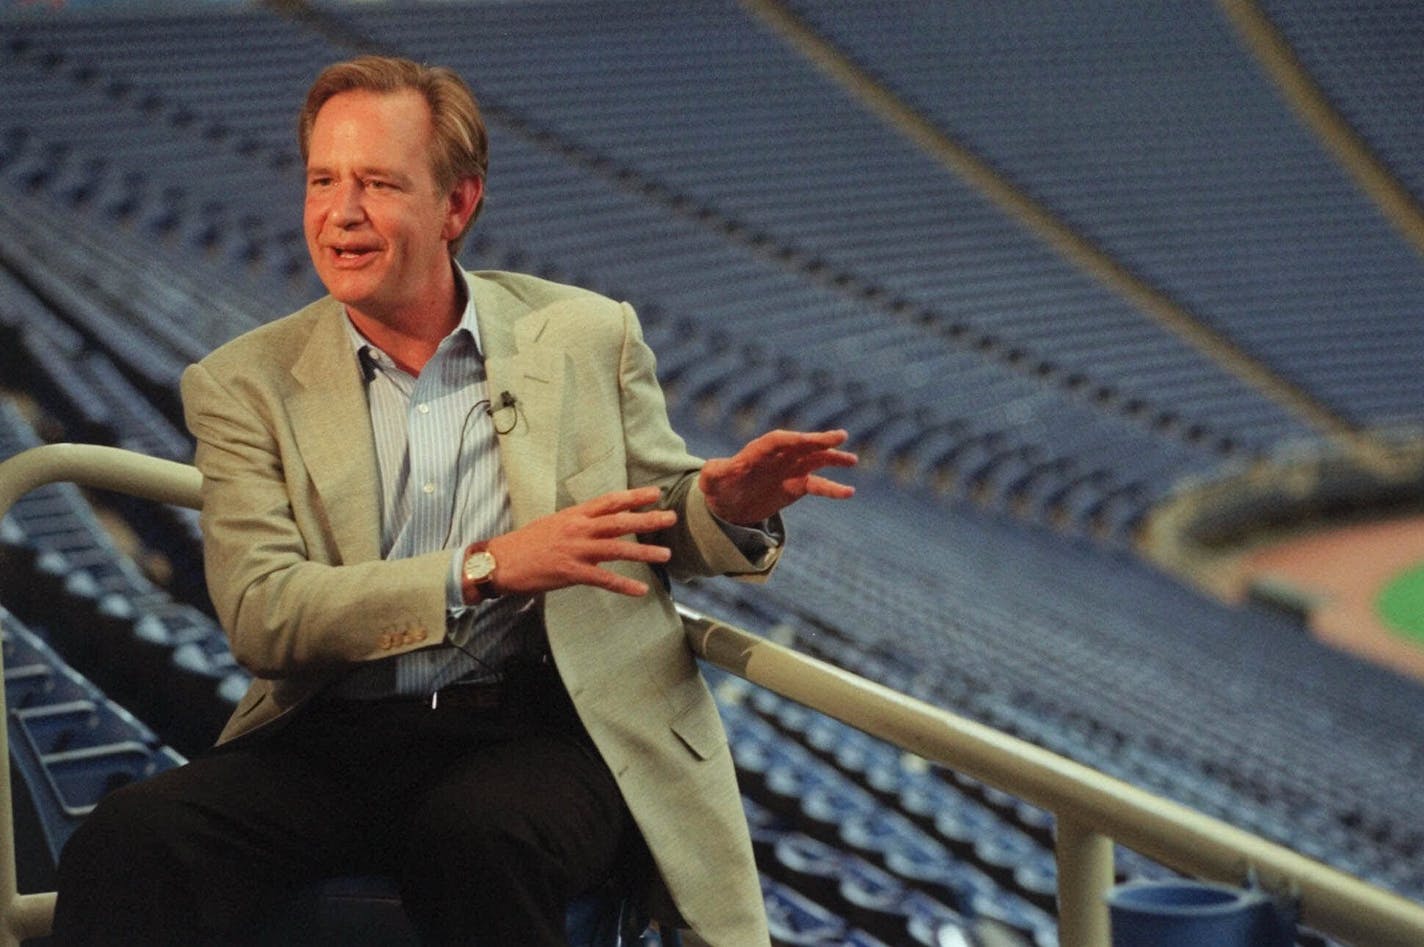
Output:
[545, 535, 669, 598]
[815, 448, 860, 469]
[578, 488, 675, 539]
[746, 430, 859, 471]
[804, 473, 856, 500]
[593, 574, 650, 597]
[486, 486, 677, 599]
[582, 485, 664, 515]
[590, 509, 677, 538]
[753, 428, 850, 449]
[594, 538, 673, 564]
[786, 448, 859, 479]
[556, 558, 656, 597]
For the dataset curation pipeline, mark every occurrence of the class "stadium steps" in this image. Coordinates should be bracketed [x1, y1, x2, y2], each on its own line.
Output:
[2, 605, 186, 887]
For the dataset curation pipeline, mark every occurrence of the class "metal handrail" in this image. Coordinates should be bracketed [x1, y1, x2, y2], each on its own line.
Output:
[687, 612, 1424, 945]
[1, 444, 1422, 946]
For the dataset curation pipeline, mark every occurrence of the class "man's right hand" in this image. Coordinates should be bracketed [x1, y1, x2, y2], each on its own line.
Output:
[481, 486, 674, 600]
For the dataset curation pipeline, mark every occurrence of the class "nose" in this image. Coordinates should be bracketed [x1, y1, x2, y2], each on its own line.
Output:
[327, 180, 365, 226]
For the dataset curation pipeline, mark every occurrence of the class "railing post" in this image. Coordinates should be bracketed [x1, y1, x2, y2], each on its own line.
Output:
[1054, 816, 1114, 947]
[0, 618, 18, 947]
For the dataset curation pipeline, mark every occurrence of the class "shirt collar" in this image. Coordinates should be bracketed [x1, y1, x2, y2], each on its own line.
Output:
[344, 265, 482, 380]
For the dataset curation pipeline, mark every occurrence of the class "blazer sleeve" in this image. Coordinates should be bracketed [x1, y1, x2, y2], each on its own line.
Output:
[181, 360, 453, 679]
[613, 302, 783, 583]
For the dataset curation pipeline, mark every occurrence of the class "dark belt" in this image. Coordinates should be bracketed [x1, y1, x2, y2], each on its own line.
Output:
[435, 659, 571, 719]
[323, 653, 558, 711]
[429, 676, 506, 711]
[313, 658, 585, 746]
[315, 677, 507, 711]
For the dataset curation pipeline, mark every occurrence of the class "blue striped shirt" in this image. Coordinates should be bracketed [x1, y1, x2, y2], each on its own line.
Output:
[332, 285, 536, 698]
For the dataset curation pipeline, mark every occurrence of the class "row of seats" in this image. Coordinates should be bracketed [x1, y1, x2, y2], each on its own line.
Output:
[1258, 0, 1424, 220]
[721, 693, 1058, 945]
[674, 498, 1424, 904]
[0, 249, 209, 605]
[784, 0, 1424, 430]
[5, 1, 1420, 516]
[1, 20, 316, 308]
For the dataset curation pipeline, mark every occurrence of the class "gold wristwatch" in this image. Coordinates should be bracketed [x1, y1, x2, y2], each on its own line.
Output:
[461, 541, 500, 601]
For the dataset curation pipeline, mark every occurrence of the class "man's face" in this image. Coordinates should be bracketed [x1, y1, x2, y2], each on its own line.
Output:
[303, 88, 475, 325]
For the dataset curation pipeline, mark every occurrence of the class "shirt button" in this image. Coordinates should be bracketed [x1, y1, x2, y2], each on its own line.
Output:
[417, 403, 431, 414]
[423, 482, 436, 494]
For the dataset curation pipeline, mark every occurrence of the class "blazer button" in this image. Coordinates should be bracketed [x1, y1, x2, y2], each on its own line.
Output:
[378, 633, 394, 650]
[412, 628, 427, 642]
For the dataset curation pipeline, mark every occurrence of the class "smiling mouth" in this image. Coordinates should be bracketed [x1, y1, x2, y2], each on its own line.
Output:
[328, 246, 377, 264]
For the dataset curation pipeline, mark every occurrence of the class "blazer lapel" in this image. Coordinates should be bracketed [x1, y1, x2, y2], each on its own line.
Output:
[471, 273, 564, 527]
[286, 302, 383, 563]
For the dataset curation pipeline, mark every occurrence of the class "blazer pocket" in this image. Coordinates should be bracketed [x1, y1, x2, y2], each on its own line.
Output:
[669, 698, 728, 761]
[562, 445, 623, 505]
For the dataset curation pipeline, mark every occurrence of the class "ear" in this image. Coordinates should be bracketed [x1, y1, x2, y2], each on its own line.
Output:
[442, 177, 483, 241]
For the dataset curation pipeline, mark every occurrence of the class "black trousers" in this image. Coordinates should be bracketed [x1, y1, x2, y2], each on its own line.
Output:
[51, 663, 631, 946]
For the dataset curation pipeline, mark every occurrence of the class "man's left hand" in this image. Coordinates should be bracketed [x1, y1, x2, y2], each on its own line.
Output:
[700, 428, 858, 526]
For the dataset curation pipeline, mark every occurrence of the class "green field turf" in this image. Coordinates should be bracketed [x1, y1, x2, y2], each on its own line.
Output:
[1377, 565, 1424, 646]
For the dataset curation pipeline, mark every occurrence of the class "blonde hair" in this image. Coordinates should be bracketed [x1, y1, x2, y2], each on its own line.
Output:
[299, 56, 488, 254]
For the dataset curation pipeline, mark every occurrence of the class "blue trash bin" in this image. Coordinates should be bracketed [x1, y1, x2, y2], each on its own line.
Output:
[1107, 880, 1295, 947]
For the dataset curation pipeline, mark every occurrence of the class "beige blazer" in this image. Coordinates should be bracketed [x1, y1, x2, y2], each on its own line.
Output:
[179, 270, 774, 946]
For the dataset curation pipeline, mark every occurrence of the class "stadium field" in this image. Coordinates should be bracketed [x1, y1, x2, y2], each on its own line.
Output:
[1242, 517, 1424, 682]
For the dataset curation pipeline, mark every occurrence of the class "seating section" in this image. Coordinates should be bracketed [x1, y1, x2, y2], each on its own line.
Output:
[2, 2, 1424, 943]
[722, 689, 1059, 946]
[1258, 0, 1424, 208]
[0, 8, 324, 315]
[0, 0, 1332, 541]
[785, 0, 1424, 431]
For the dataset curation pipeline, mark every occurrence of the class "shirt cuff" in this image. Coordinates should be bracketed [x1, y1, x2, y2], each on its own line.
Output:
[447, 548, 470, 616]
[710, 510, 784, 564]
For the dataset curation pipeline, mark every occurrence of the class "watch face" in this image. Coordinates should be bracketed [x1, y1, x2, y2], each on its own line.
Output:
[464, 550, 496, 582]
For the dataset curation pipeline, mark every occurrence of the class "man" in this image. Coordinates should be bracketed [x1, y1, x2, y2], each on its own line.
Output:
[52, 56, 855, 946]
